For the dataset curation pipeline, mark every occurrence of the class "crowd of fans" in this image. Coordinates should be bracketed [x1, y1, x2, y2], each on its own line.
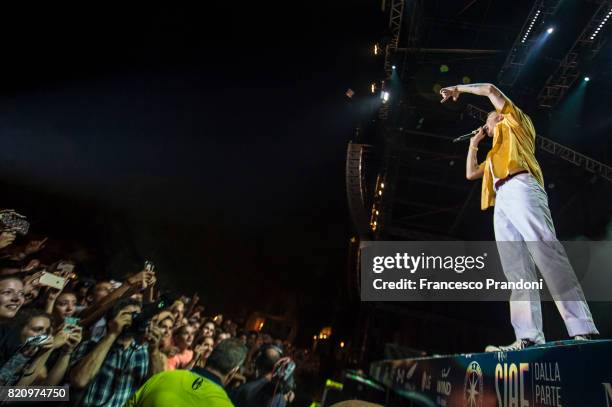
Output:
[0, 209, 302, 407]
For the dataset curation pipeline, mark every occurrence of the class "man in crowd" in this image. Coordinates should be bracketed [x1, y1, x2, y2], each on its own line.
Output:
[70, 298, 165, 407]
[125, 338, 248, 407]
[231, 344, 294, 407]
[79, 271, 156, 342]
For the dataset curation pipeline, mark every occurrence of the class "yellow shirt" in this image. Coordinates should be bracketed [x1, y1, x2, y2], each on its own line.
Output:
[124, 369, 234, 407]
[478, 98, 544, 210]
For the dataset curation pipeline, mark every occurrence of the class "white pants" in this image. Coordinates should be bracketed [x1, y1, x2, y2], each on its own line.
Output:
[494, 173, 598, 342]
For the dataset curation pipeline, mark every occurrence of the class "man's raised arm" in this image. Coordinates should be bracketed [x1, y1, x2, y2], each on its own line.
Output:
[440, 83, 506, 111]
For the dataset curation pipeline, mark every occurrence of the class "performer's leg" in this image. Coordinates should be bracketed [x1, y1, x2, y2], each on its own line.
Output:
[500, 174, 598, 337]
[494, 199, 544, 343]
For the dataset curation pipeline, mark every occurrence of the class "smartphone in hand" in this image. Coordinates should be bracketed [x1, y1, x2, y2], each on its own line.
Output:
[64, 316, 80, 328]
[39, 272, 67, 290]
[0, 212, 29, 235]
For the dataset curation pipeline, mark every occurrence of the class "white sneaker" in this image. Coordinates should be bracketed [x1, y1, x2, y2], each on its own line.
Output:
[485, 339, 538, 352]
[572, 334, 593, 341]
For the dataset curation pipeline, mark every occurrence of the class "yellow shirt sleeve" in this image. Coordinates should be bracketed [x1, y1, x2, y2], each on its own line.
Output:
[497, 97, 529, 129]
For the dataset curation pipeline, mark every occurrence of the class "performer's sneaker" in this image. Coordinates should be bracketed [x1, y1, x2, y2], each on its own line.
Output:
[485, 339, 538, 352]
[573, 334, 593, 341]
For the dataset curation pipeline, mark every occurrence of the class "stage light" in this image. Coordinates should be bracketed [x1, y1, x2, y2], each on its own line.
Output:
[380, 91, 390, 103]
[440, 64, 449, 73]
[380, 182, 385, 188]
[340, 341, 345, 348]
[371, 83, 376, 94]
[590, 9, 611, 40]
[521, 9, 541, 43]
[462, 76, 471, 84]
[584, 76, 590, 82]
[546, 27, 554, 34]
[374, 44, 379, 55]
[392, 65, 396, 70]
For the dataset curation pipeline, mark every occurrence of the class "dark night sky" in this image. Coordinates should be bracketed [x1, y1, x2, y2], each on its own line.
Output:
[0, 2, 386, 337]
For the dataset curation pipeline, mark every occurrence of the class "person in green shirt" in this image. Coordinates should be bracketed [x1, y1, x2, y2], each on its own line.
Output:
[125, 338, 247, 407]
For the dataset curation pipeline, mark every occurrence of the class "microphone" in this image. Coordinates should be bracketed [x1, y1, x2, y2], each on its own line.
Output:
[452, 127, 485, 143]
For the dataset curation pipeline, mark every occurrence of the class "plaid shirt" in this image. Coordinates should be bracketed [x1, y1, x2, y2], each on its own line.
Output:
[74, 339, 149, 407]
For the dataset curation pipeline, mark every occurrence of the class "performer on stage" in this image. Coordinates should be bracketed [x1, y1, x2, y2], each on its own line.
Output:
[439, 83, 599, 351]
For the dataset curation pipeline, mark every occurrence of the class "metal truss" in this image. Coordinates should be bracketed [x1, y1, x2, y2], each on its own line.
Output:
[537, 137, 612, 181]
[346, 142, 373, 239]
[498, 0, 563, 87]
[384, 0, 405, 80]
[537, 0, 612, 108]
[464, 104, 612, 183]
[379, 0, 405, 121]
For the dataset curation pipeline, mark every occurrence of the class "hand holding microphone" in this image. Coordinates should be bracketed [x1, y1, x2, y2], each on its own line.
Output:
[453, 126, 487, 143]
[471, 126, 487, 145]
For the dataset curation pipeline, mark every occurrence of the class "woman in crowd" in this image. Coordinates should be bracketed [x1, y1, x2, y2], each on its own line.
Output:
[170, 300, 185, 327]
[202, 318, 216, 338]
[187, 335, 215, 369]
[153, 310, 175, 355]
[0, 275, 25, 321]
[0, 308, 82, 386]
[166, 324, 195, 370]
[45, 289, 78, 326]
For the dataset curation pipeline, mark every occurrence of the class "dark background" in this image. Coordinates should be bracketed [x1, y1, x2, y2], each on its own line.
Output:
[0, 2, 386, 346]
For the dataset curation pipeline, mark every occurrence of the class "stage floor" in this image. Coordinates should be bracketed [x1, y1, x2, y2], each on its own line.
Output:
[370, 339, 612, 407]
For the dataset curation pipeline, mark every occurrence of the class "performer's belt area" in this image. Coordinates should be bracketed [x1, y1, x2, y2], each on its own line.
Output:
[495, 170, 529, 190]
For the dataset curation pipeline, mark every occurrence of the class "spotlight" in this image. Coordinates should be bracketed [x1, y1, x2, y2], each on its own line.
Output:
[584, 76, 590, 82]
[546, 27, 554, 34]
[392, 65, 396, 70]
[380, 91, 390, 103]
[374, 44, 379, 55]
